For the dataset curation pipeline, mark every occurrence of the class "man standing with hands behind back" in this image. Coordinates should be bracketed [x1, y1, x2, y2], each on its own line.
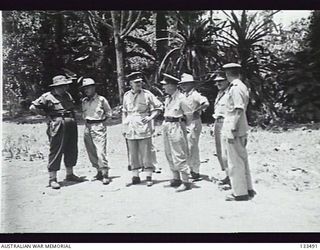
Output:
[179, 73, 209, 180]
[221, 63, 256, 201]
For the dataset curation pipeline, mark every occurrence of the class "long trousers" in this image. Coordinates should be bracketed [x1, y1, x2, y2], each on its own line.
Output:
[127, 137, 154, 171]
[187, 118, 202, 173]
[84, 122, 109, 171]
[46, 117, 78, 172]
[163, 121, 190, 182]
[214, 120, 228, 171]
[221, 134, 253, 196]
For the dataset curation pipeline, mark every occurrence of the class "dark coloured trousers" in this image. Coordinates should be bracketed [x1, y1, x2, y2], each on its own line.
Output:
[46, 117, 78, 172]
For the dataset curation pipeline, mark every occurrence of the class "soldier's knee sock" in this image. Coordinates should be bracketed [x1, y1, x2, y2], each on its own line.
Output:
[132, 169, 139, 177]
[181, 172, 190, 183]
[66, 167, 73, 176]
[172, 171, 181, 180]
[101, 168, 108, 177]
[145, 169, 153, 177]
[49, 171, 57, 181]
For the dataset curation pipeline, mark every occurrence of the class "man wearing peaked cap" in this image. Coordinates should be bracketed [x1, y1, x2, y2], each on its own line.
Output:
[179, 73, 209, 180]
[222, 63, 242, 69]
[161, 73, 194, 192]
[211, 75, 230, 186]
[220, 63, 256, 201]
[29, 75, 82, 189]
[81, 78, 113, 185]
[122, 72, 163, 187]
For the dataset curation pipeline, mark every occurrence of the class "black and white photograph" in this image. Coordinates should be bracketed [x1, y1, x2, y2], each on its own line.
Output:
[1, 10, 320, 234]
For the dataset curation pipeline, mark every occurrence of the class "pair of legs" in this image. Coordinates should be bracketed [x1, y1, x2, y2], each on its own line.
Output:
[214, 120, 229, 184]
[47, 118, 79, 189]
[187, 119, 202, 178]
[127, 137, 155, 186]
[163, 121, 191, 191]
[221, 134, 253, 198]
[84, 123, 110, 184]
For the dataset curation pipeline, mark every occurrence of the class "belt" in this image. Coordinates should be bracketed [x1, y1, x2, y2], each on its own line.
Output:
[164, 116, 185, 123]
[193, 112, 201, 120]
[86, 117, 107, 124]
[50, 112, 74, 119]
[215, 117, 224, 122]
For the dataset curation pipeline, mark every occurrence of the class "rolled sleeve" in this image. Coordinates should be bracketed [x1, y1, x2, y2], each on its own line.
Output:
[180, 99, 193, 115]
[148, 93, 163, 112]
[102, 98, 112, 117]
[122, 98, 128, 113]
[32, 95, 47, 108]
[196, 92, 209, 106]
[231, 87, 245, 110]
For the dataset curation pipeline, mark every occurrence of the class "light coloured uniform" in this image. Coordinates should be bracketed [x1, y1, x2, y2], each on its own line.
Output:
[163, 89, 193, 182]
[82, 93, 112, 173]
[213, 89, 229, 171]
[122, 89, 163, 171]
[184, 89, 209, 174]
[221, 79, 253, 196]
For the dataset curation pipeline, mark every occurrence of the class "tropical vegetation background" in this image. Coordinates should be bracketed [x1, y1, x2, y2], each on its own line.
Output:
[3, 10, 320, 125]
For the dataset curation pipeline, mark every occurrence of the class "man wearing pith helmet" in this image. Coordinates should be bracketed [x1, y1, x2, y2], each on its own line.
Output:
[179, 73, 209, 180]
[81, 78, 113, 185]
[211, 75, 230, 187]
[221, 63, 255, 201]
[161, 73, 193, 192]
[122, 72, 163, 187]
[29, 75, 82, 189]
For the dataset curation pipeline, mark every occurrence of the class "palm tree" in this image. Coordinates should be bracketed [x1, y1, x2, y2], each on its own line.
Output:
[216, 10, 280, 120]
[159, 12, 223, 80]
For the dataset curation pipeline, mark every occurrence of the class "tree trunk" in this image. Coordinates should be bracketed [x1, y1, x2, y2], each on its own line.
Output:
[111, 11, 125, 103]
[155, 11, 168, 61]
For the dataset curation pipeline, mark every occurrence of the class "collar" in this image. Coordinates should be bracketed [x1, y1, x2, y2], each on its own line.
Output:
[85, 93, 98, 101]
[51, 90, 66, 98]
[130, 89, 142, 95]
[90, 93, 98, 100]
[185, 88, 195, 97]
[170, 89, 180, 99]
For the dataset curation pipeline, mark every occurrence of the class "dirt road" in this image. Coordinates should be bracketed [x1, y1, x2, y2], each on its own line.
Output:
[1, 122, 320, 232]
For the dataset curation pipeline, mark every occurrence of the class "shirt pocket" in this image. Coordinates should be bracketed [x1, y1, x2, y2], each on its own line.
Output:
[48, 100, 63, 111]
[137, 101, 149, 113]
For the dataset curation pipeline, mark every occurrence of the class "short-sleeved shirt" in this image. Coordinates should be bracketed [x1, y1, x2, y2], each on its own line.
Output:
[82, 93, 112, 121]
[122, 89, 163, 140]
[184, 89, 209, 119]
[31, 91, 75, 116]
[164, 89, 193, 118]
[213, 89, 228, 119]
[222, 79, 250, 139]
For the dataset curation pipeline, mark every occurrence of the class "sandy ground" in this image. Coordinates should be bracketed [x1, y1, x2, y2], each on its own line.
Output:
[1, 121, 320, 233]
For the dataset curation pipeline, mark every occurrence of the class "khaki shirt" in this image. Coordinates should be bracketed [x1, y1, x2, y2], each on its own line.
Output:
[122, 89, 163, 139]
[164, 89, 193, 118]
[32, 91, 75, 116]
[222, 79, 250, 139]
[213, 89, 228, 119]
[82, 93, 112, 121]
[184, 89, 209, 119]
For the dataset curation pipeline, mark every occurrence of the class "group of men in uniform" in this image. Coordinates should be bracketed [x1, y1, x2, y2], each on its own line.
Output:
[29, 62, 255, 201]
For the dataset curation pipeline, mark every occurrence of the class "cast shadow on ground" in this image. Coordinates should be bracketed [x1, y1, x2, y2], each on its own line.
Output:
[90, 175, 121, 183]
[58, 176, 89, 187]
